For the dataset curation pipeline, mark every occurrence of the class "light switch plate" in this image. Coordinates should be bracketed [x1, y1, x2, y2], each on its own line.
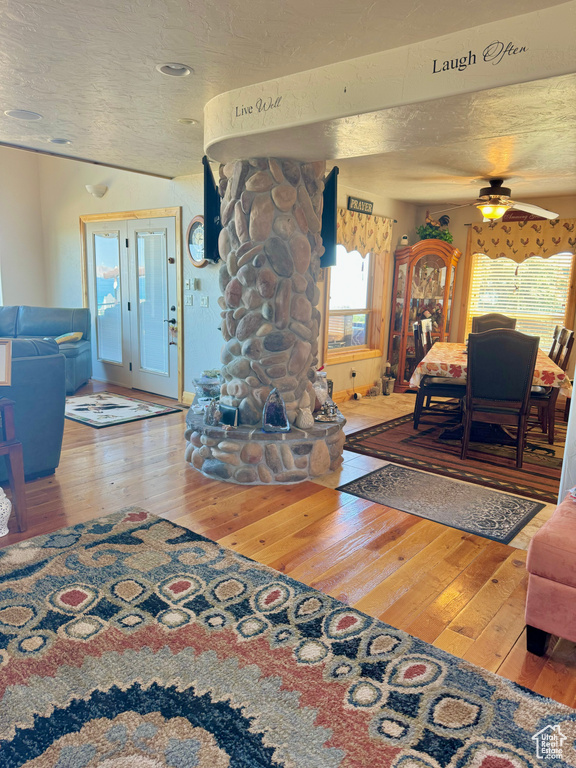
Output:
[184, 294, 193, 306]
[185, 279, 191, 290]
[200, 295, 209, 308]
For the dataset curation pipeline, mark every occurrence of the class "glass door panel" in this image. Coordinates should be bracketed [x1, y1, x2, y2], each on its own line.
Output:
[404, 327, 419, 383]
[93, 232, 122, 364]
[390, 335, 402, 380]
[446, 265, 456, 336]
[136, 230, 169, 375]
[393, 263, 408, 331]
[86, 223, 131, 388]
[128, 217, 178, 398]
[410, 253, 447, 332]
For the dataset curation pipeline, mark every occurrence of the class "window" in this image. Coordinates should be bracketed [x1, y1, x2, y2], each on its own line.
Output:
[327, 245, 373, 351]
[466, 252, 574, 350]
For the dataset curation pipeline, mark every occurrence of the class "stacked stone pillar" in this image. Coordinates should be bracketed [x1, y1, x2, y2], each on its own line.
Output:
[218, 158, 324, 425]
[185, 157, 346, 484]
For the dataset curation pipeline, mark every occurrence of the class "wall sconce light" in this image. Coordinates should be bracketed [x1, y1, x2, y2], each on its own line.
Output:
[85, 184, 108, 198]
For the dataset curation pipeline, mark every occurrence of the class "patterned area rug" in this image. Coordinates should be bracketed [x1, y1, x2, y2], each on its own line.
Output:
[65, 391, 181, 428]
[345, 404, 565, 504]
[337, 464, 546, 543]
[1, 509, 575, 767]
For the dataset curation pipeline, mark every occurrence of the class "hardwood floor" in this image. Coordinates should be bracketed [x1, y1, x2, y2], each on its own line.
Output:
[2, 381, 575, 707]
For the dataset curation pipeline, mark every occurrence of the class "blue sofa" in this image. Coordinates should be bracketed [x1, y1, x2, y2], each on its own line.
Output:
[0, 306, 91, 394]
[0, 338, 66, 482]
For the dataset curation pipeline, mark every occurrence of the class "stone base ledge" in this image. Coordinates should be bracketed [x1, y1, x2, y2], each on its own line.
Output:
[184, 409, 346, 484]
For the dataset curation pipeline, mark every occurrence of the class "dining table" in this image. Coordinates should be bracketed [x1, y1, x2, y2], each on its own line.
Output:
[409, 341, 573, 396]
[409, 341, 572, 443]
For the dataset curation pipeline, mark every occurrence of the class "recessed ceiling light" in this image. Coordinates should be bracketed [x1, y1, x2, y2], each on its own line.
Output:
[4, 109, 43, 121]
[49, 138, 72, 145]
[156, 62, 192, 77]
[177, 118, 199, 125]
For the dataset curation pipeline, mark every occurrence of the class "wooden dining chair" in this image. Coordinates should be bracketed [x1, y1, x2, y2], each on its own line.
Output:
[413, 320, 466, 429]
[420, 318, 434, 354]
[413, 321, 424, 360]
[461, 329, 538, 468]
[530, 327, 574, 444]
[471, 313, 517, 333]
[548, 324, 562, 362]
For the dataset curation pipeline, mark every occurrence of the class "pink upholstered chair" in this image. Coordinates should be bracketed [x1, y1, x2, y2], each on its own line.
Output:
[525, 493, 576, 655]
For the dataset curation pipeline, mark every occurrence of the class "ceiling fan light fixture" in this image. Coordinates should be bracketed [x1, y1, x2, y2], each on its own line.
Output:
[476, 201, 511, 220]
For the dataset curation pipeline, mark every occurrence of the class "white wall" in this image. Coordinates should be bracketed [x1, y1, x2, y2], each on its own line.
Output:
[0, 147, 47, 305]
[34, 151, 223, 393]
[322, 183, 418, 395]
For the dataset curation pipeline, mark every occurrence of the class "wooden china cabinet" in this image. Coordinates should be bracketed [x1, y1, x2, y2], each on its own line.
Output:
[389, 238, 461, 392]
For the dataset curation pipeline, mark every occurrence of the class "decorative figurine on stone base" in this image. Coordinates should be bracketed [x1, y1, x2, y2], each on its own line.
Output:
[204, 398, 222, 426]
[315, 401, 339, 422]
[262, 388, 290, 433]
[295, 407, 314, 429]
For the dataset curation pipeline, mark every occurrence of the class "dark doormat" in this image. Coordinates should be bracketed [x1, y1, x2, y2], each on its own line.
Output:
[337, 463, 546, 544]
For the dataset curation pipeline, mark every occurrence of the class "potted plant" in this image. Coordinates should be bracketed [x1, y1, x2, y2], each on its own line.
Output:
[416, 212, 453, 244]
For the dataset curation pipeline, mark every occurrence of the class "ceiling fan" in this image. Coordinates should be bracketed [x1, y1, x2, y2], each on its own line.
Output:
[433, 179, 559, 221]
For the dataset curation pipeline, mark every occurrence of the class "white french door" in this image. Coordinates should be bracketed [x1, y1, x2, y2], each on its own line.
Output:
[85, 216, 178, 398]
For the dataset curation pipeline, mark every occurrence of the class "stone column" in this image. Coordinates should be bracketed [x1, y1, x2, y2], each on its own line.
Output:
[184, 157, 346, 485]
[217, 158, 325, 426]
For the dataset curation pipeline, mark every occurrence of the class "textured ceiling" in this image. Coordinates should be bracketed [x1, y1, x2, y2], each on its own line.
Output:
[327, 74, 576, 203]
[0, 0, 574, 202]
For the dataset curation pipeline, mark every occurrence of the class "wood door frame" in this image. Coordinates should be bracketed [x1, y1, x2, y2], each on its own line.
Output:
[80, 207, 183, 402]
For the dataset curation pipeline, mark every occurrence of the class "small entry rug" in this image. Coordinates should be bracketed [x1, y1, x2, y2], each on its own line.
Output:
[345, 404, 564, 504]
[65, 391, 181, 428]
[337, 464, 546, 543]
[1, 509, 574, 767]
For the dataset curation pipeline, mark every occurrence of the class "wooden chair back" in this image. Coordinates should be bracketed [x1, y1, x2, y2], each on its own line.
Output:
[413, 322, 424, 360]
[471, 313, 517, 333]
[548, 325, 562, 360]
[466, 329, 538, 414]
[420, 318, 433, 354]
[463, 329, 538, 468]
[554, 327, 574, 371]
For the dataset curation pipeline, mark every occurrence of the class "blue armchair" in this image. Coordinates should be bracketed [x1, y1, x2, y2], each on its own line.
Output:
[0, 339, 66, 482]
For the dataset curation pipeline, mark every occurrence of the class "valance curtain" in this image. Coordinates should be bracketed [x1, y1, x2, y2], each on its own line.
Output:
[468, 217, 576, 264]
[336, 207, 393, 257]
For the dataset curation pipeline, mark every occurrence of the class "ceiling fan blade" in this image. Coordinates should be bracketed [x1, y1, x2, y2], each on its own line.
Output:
[510, 201, 559, 220]
[430, 202, 473, 215]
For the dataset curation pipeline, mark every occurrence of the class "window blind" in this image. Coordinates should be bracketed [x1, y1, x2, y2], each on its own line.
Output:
[466, 253, 574, 351]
